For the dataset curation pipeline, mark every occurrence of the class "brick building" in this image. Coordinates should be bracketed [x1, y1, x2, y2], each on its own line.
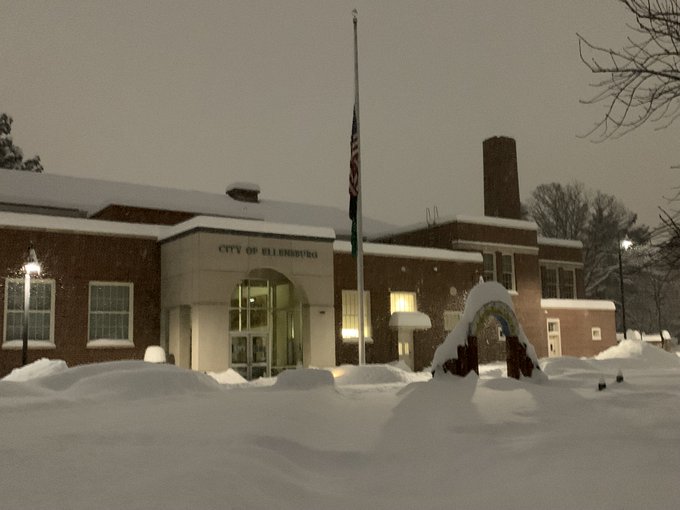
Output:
[0, 136, 616, 378]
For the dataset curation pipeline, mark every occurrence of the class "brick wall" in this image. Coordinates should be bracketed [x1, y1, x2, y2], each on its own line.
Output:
[0, 228, 161, 377]
[541, 308, 617, 358]
[334, 252, 481, 371]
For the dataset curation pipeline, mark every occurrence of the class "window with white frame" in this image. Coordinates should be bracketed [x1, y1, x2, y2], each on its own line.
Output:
[88, 282, 133, 342]
[541, 266, 576, 299]
[390, 291, 417, 314]
[341, 290, 371, 340]
[482, 252, 496, 282]
[542, 267, 558, 298]
[559, 269, 576, 299]
[3, 278, 55, 345]
[591, 327, 602, 341]
[443, 311, 463, 331]
[501, 254, 515, 291]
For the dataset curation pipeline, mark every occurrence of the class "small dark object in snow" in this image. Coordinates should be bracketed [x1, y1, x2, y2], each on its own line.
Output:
[598, 378, 606, 391]
[616, 370, 623, 383]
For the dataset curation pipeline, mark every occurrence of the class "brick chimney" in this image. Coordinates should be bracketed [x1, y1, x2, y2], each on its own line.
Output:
[483, 136, 521, 219]
[226, 182, 260, 203]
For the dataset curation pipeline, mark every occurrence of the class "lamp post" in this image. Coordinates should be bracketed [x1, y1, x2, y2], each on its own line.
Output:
[618, 236, 633, 340]
[22, 244, 41, 366]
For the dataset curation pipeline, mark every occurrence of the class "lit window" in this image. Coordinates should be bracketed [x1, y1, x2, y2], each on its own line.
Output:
[341, 290, 371, 340]
[443, 311, 462, 331]
[501, 254, 515, 290]
[591, 327, 602, 341]
[560, 269, 575, 299]
[88, 282, 133, 343]
[3, 278, 55, 346]
[482, 253, 496, 282]
[542, 267, 558, 298]
[390, 292, 417, 313]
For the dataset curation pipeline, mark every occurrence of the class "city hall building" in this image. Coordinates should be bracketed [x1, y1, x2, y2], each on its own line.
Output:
[0, 137, 617, 378]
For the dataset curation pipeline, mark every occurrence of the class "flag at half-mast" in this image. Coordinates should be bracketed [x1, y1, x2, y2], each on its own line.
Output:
[349, 105, 359, 257]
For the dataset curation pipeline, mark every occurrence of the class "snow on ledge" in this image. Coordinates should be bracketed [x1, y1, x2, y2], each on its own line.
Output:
[334, 240, 482, 263]
[389, 312, 432, 329]
[454, 214, 538, 231]
[2, 340, 56, 350]
[160, 215, 336, 241]
[0, 211, 165, 238]
[537, 236, 583, 249]
[541, 299, 616, 311]
[87, 339, 136, 349]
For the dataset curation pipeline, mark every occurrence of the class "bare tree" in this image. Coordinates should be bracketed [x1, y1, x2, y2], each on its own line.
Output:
[526, 182, 590, 240]
[578, 0, 680, 140]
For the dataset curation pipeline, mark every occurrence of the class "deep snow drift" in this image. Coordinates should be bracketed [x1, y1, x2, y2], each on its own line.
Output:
[2, 341, 680, 510]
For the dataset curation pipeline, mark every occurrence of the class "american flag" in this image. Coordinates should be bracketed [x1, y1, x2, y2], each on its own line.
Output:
[349, 105, 359, 221]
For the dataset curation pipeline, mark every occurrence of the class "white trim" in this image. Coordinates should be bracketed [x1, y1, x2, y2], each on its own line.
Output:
[87, 282, 134, 345]
[537, 236, 583, 249]
[334, 240, 482, 263]
[538, 259, 584, 269]
[3, 277, 56, 347]
[451, 240, 539, 255]
[541, 299, 616, 311]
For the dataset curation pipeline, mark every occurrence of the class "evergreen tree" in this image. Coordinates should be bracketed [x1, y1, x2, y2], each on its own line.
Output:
[0, 113, 43, 172]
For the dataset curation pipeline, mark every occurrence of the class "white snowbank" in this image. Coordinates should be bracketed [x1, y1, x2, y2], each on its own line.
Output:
[2, 358, 68, 382]
[330, 364, 431, 385]
[207, 368, 248, 385]
[274, 368, 335, 389]
[144, 345, 167, 363]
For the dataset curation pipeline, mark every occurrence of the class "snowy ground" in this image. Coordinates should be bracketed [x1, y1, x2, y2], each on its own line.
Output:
[2, 341, 680, 510]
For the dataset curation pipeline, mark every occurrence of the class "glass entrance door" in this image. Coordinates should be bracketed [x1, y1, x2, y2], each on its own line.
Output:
[231, 333, 269, 380]
[229, 271, 304, 379]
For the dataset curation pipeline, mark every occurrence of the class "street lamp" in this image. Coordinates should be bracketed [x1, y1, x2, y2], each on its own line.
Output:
[618, 236, 633, 340]
[22, 244, 41, 366]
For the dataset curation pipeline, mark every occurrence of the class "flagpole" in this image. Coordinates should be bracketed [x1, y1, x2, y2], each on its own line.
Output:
[353, 8, 366, 365]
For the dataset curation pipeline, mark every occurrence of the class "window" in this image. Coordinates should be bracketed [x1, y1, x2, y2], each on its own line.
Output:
[542, 267, 558, 298]
[390, 292, 417, 313]
[559, 269, 575, 299]
[443, 311, 463, 331]
[482, 253, 496, 282]
[88, 282, 133, 344]
[591, 327, 602, 341]
[541, 266, 576, 299]
[3, 278, 55, 346]
[501, 254, 515, 291]
[341, 290, 371, 340]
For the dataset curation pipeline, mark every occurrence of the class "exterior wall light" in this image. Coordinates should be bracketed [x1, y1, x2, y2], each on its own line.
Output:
[22, 244, 41, 366]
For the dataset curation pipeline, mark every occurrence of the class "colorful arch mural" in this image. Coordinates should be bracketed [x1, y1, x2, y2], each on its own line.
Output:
[433, 282, 542, 380]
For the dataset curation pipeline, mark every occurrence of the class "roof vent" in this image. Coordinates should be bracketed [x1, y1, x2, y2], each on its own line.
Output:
[226, 182, 260, 203]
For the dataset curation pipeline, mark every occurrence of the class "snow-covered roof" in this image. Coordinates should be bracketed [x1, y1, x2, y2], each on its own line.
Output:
[0, 211, 164, 238]
[0, 168, 397, 238]
[333, 240, 482, 263]
[541, 299, 616, 311]
[160, 215, 336, 242]
[388, 311, 432, 329]
[538, 236, 583, 248]
[373, 214, 538, 239]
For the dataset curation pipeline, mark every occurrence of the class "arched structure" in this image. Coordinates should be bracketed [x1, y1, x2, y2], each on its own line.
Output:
[433, 282, 541, 380]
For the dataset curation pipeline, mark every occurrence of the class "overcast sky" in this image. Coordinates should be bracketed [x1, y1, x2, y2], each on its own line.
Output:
[1, 0, 677, 229]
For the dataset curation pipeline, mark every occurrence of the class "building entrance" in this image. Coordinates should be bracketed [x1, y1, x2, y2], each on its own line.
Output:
[229, 270, 304, 380]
